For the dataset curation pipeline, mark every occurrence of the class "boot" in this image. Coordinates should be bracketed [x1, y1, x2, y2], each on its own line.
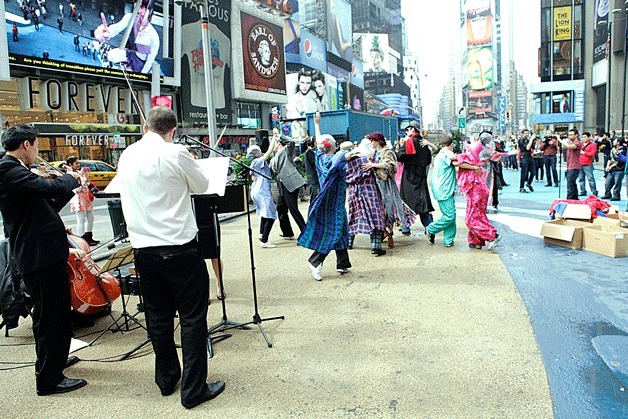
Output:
[83, 232, 99, 246]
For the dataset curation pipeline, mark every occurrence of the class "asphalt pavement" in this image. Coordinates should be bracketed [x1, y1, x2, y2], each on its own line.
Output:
[0, 198, 553, 417]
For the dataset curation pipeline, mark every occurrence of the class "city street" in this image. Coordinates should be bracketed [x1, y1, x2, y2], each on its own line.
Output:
[1, 163, 627, 417]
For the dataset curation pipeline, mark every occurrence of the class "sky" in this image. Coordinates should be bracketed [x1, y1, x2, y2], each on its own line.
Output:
[401, 0, 541, 125]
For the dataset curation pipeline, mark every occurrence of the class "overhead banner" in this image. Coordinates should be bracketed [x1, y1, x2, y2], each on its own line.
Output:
[180, 0, 232, 124]
[553, 7, 571, 41]
[231, 5, 287, 103]
[593, 0, 609, 64]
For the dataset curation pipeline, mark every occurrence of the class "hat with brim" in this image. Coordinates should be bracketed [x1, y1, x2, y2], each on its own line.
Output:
[366, 131, 386, 146]
[339, 141, 354, 151]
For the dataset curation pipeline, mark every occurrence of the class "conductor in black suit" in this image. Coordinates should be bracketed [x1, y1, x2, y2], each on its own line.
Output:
[0, 125, 86, 396]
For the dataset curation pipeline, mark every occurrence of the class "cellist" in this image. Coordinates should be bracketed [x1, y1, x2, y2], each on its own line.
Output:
[0, 125, 88, 396]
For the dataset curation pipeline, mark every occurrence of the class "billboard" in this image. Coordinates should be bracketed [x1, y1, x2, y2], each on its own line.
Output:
[593, 0, 609, 64]
[327, 0, 353, 62]
[232, 5, 287, 103]
[5, 0, 176, 84]
[180, 0, 232, 124]
[468, 90, 493, 117]
[300, 29, 327, 73]
[466, 5, 492, 46]
[553, 7, 571, 41]
[361, 34, 389, 73]
[467, 46, 493, 90]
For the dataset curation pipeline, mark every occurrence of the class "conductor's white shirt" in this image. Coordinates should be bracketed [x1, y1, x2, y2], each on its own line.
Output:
[117, 131, 209, 249]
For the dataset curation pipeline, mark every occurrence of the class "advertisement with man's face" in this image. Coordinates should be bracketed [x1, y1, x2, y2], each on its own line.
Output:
[5, 0, 175, 83]
[327, 0, 353, 62]
[180, 0, 232, 124]
[360, 33, 389, 73]
[240, 11, 286, 95]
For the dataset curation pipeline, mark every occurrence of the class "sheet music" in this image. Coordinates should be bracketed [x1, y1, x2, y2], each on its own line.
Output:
[196, 157, 229, 196]
[105, 157, 230, 196]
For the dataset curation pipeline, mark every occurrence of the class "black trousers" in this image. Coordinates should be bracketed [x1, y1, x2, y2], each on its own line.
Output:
[21, 261, 72, 392]
[543, 155, 558, 186]
[566, 169, 579, 200]
[134, 240, 210, 406]
[519, 158, 534, 189]
[308, 249, 351, 269]
[259, 217, 275, 243]
[276, 183, 306, 236]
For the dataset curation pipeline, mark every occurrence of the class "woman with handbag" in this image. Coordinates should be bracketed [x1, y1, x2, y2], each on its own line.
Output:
[67, 157, 99, 246]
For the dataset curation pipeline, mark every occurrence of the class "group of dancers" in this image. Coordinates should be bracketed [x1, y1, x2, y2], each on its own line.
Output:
[247, 113, 501, 281]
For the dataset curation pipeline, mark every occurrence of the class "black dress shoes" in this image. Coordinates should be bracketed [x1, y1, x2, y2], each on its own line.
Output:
[37, 377, 87, 396]
[64, 356, 80, 369]
[371, 249, 386, 256]
[182, 381, 225, 409]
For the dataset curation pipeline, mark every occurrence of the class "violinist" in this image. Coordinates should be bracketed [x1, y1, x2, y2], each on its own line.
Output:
[0, 125, 87, 396]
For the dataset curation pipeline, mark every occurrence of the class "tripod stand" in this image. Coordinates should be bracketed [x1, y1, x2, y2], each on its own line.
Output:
[88, 247, 146, 347]
[182, 135, 284, 347]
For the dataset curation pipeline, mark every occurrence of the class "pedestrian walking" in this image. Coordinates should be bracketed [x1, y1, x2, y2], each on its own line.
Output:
[302, 137, 320, 204]
[57, 16, 63, 34]
[602, 138, 626, 201]
[456, 136, 501, 250]
[74, 34, 80, 52]
[33, 14, 40, 31]
[66, 157, 99, 246]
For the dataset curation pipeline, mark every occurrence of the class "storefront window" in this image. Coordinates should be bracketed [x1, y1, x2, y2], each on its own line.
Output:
[541, 43, 551, 78]
[553, 41, 571, 76]
[573, 5, 582, 39]
[553, 91, 571, 113]
[541, 8, 551, 42]
[573, 40, 582, 75]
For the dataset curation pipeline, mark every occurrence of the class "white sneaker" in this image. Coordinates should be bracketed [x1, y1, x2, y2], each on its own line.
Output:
[259, 241, 277, 248]
[486, 234, 501, 250]
[309, 263, 322, 281]
[336, 268, 350, 274]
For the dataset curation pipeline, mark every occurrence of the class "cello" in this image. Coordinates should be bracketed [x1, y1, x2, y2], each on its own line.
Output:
[67, 234, 121, 315]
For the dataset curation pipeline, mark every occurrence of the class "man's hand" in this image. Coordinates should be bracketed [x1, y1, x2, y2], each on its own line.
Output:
[69, 248, 86, 259]
[362, 161, 375, 170]
[314, 112, 321, 125]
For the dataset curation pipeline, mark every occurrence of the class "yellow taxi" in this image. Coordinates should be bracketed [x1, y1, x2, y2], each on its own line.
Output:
[50, 160, 117, 189]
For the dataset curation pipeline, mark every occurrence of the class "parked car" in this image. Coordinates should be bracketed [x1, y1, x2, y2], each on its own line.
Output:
[49, 159, 117, 189]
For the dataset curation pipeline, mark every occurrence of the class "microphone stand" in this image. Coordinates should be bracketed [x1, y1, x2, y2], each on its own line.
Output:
[180, 135, 284, 348]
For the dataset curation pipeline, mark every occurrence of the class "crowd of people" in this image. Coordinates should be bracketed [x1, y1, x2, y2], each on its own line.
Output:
[495, 128, 627, 201]
[245, 115, 502, 281]
[3, 108, 628, 407]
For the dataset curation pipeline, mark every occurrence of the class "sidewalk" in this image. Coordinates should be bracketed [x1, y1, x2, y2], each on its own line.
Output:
[0, 202, 553, 417]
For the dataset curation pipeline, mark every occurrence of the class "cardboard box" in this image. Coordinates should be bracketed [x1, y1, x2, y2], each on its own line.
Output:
[554, 203, 592, 220]
[540, 219, 592, 249]
[583, 225, 628, 258]
[593, 213, 628, 229]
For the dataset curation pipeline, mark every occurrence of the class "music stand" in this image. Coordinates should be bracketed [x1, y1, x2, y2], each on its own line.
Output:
[183, 135, 285, 347]
[88, 246, 146, 347]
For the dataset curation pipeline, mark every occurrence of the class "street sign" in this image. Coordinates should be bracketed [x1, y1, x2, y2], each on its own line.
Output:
[457, 117, 466, 129]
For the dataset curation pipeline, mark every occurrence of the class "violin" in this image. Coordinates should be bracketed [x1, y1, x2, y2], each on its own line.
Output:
[67, 232, 121, 315]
